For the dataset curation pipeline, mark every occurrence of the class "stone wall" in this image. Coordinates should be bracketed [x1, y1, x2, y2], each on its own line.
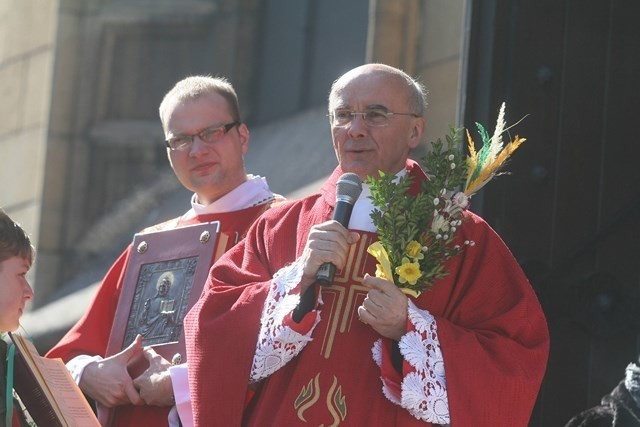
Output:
[368, 0, 466, 148]
[0, 0, 58, 300]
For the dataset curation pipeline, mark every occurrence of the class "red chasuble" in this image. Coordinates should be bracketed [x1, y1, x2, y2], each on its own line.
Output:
[46, 203, 271, 427]
[185, 161, 549, 427]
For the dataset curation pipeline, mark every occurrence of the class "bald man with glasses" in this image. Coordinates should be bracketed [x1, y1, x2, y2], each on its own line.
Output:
[47, 75, 283, 427]
[185, 63, 548, 427]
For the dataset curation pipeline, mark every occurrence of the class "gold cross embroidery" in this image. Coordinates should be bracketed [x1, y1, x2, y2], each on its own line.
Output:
[318, 234, 374, 359]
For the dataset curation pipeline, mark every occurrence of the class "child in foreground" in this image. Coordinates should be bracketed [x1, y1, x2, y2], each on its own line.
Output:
[0, 208, 35, 426]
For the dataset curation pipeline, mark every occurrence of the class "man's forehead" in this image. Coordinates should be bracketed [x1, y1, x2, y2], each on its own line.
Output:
[177, 92, 228, 111]
[331, 74, 410, 108]
[165, 95, 232, 132]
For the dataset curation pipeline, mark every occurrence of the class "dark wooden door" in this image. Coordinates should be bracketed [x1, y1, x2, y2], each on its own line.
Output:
[463, 0, 640, 425]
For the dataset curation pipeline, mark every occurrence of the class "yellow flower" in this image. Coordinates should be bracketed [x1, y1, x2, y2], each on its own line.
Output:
[396, 258, 423, 285]
[367, 241, 394, 283]
[405, 240, 424, 260]
[375, 263, 388, 280]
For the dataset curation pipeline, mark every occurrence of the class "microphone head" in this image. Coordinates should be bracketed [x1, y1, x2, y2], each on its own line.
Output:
[336, 173, 363, 205]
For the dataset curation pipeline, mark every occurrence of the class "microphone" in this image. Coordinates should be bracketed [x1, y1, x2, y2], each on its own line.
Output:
[316, 173, 363, 287]
[292, 173, 362, 323]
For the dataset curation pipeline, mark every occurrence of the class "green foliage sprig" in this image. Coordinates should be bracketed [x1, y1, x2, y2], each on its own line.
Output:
[366, 127, 471, 296]
[365, 103, 527, 296]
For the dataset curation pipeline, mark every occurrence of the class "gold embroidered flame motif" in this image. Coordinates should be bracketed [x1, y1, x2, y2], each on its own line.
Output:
[295, 374, 347, 426]
[295, 374, 321, 422]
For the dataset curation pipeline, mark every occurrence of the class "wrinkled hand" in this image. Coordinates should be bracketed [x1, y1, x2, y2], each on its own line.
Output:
[358, 274, 408, 340]
[132, 347, 174, 406]
[79, 335, 144, 408]
[299, 220, 360, 293]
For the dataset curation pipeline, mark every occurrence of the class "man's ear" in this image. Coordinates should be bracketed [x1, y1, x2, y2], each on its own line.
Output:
[408, 117, 426, 149]
[238, 123, 250, 154]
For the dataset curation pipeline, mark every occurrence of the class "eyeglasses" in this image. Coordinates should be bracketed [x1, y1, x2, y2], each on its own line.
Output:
[165, 122, 239, 151]
[328, 108, 420, 127]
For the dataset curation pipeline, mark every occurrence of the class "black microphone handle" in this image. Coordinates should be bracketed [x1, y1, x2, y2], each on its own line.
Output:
[315, 199, 355, 287]
[292, 285, 316, 323]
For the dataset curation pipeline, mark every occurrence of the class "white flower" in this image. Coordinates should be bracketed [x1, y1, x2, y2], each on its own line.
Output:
[448, 154, 455, 161]
[431, 213, 450, 234]
[443, 199, 463, 217]
[450, 163, 456, 169]
[433, 197, 440, 206]
[452, 192, 470, 210]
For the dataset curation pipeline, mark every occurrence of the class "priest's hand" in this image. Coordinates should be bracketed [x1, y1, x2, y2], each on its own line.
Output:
[133, 347, 174, 406]
[79, 335, 144, 407]
[358, 274, 408, 341]
[299, 220, 360, 293]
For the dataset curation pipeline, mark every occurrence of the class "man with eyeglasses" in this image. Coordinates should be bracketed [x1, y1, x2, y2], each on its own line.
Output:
[185, 63, 549, 426]
[46, 75, 282, 427]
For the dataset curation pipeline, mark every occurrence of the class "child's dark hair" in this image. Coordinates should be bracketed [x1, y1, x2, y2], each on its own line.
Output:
[0, 208, 34, 264]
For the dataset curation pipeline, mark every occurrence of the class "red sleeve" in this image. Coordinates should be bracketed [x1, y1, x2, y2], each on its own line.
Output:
[45, 248, 131, 361]
[432, 213, 549, 426]
[185, 217, 277, 427]
[185, 205, 304, 427]
[370, 213, 548, 425]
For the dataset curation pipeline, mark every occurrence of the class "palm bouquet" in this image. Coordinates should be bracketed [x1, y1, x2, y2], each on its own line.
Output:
[366, 103, 526, 297]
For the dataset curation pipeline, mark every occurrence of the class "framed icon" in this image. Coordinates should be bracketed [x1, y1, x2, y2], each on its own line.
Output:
[106, 221, 220, 372]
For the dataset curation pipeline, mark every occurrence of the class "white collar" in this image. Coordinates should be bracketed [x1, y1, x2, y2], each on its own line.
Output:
[182, 175, 277, 220]
[348, 169, 407, 232]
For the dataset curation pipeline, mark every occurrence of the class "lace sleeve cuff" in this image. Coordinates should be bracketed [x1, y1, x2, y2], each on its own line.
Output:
[249, 259, 321, 382]
[374, 300, 450, 424]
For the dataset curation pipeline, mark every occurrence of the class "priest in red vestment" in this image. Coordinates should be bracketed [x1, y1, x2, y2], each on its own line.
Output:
[46, 75, 282, 427]
[185, 64, 549, 427]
